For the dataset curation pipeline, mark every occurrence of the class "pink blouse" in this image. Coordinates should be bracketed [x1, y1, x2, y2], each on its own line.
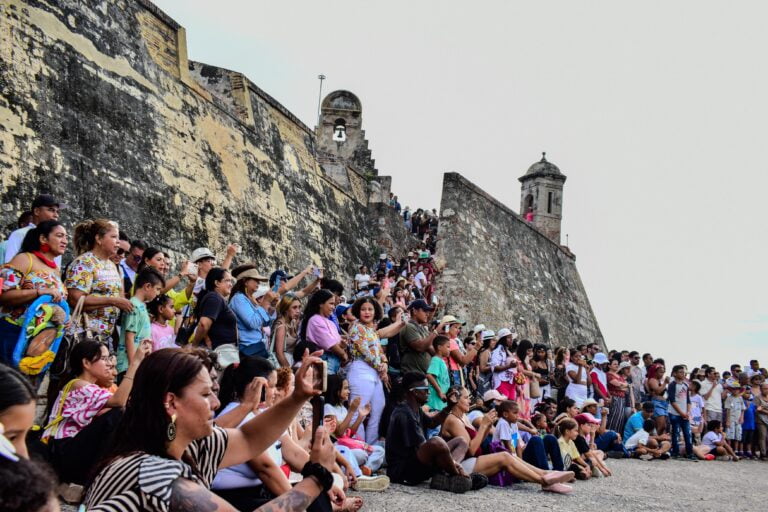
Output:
[44, 382, 112, 440]
[306, 314, 341, 350]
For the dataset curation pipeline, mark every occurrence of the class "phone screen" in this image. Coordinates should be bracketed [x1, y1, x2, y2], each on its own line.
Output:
[311, 360, 327, 393]
[272, 274, 282, 293]
[310, 395, 325, 441]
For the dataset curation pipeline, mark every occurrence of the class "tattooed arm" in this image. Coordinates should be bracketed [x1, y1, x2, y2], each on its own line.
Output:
[169, 476, 321, 512]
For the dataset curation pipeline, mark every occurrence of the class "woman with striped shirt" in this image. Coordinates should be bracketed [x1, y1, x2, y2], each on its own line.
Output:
[84, 348, 336, 512]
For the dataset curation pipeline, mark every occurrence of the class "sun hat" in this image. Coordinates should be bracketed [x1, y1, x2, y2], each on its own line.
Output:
[483, 389, 506, 402]
[496, 328, 513, 339]
[593, 352, 609, 365]
[236, 269, 269, 282]
[472, 324, 486, 335]
[618, 361, 632, 371]
[190, 247, 215, 263]
[580, 398, 599, 411]
[481, 330, 496, 340]
[574, 413, 601, 425]
[440, 315, 466, 326]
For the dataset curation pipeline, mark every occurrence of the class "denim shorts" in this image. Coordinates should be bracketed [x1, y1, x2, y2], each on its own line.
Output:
[652, 398, 669, 417]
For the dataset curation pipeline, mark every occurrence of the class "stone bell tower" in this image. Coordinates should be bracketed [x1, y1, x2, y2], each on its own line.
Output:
[518, 152, 567, 244]
[316, 90, 376, 176]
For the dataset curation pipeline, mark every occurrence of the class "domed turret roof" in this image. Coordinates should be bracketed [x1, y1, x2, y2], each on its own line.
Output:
[520, 152, 566, 181]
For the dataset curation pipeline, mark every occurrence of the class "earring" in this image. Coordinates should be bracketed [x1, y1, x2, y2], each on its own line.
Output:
[167, 413, 177, 441]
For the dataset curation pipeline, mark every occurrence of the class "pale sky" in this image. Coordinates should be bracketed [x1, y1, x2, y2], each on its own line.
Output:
[158, 0, 766, 373]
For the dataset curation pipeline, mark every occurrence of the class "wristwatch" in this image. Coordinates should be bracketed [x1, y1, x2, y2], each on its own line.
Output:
[301, 462, 334, 492]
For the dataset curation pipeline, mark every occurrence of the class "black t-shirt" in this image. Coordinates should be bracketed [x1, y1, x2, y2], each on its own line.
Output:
[386, 403, 428, 482]
[575, 435, 590, 455]
[198, 292, 238, 348]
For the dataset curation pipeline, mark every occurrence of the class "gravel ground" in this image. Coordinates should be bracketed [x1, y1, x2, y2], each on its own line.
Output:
[61, 458, 767, 511]
[355, 459, 767, 512]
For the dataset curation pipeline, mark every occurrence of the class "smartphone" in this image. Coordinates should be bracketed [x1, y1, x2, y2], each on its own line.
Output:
[312, 266, 322, 278]
[310, 395, 325, 440]
[432, 294, 439, 305]
[444, 325, 450, 333]
[311, 360, 328, 393]
[185, 262, 198, 275]
[272, 273, 282, 293]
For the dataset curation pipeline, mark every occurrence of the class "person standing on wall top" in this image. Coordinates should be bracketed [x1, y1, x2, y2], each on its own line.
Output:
[4, 195, 63, 265]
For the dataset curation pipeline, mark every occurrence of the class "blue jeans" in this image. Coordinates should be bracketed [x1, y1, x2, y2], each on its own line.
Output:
[322, 352, 342, 375]
[669, 414, 693, 456]
[596, 430, 628, 457]
[522, 435, 565, 471]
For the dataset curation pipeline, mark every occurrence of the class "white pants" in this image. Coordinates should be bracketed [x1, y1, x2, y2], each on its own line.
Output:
[347, 361, 385, 444]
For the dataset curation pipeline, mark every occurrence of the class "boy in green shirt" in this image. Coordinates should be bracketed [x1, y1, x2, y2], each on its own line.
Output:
[426, 335, 451, 410]
[117, 268, 164, 374]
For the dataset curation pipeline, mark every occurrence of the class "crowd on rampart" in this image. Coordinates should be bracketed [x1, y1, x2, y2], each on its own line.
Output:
[0, 193, 767, 512]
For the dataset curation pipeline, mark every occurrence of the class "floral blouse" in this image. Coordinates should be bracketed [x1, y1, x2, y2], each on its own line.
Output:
[65, 251, 123, 336]
[0, 258, 67, 324]
[348, 322, 383, 369]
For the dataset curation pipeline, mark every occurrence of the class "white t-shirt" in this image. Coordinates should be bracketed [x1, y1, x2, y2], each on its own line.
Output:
[702, 431, 722, 450]
[624, 429, 650, 449]
[413, 271, 427, 289]
[565, 363, 589, 406]
[699, 380, 723, 413]
[354, 273, 370, 289]
[492, 417, 519, 448]
[324, 403, 348, 421]
[690, 394, 705, 426]
[467, 410, 484, 425]
[490, 346, 515, 389]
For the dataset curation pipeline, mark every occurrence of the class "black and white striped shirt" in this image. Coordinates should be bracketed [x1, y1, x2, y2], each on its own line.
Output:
[84, 426, 229, 511]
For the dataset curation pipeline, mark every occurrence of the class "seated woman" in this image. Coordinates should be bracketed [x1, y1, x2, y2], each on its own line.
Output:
[440, 386, 574, 494]
[42, 339, 151, 486]
[0, 220, 68, 367]
[84, 349, 338, 511]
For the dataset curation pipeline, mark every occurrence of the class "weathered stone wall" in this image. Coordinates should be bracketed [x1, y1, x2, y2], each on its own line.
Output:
[0, 0, 409, 284]
[435, 173, 604, 349]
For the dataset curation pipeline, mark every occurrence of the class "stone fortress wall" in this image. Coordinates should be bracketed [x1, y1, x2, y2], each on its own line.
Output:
[0, 0, 411, 281]
[435, 173, 604, 348]
[0, 0, 603, 348]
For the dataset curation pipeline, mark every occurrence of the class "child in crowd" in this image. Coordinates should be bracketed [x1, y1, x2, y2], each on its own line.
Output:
[148, 294, 176, 351]
[624, 419, 672, 460]
[116, 267, 163, 376]
[532, 412, 549, 436]
[741, 387, 756, 458]
[689, 380, 705, 445]
[724, 385, 745, 456]
[574, 414, 611, 477]
[426, 335, 451, 411]
[699, 420, 739, 461]
[493, 400, 523, 457]
[323, 375, 384, 475]
[557, 418, 591, 479]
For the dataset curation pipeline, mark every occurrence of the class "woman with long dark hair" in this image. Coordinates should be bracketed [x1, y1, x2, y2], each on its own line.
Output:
[514, 339, 537, 420]
[84, 349, 336, 512]
[43, 339, 150, 485]
[475, 331, 497, 398]
[296, 289, 346, 373]
[271, 293, 301, 368]
[0, 220, 69, 365]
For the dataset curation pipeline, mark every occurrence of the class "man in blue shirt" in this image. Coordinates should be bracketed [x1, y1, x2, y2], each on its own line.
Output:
[624, 401, 655, 441]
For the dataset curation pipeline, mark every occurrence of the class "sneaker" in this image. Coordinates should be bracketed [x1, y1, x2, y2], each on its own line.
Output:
[659, 452, 671, 460]
[606, 450, 626, 459]
[716, 455, 732, 461]
[58, 483, 84, 504]
[429, 473, 472, 494]
[639, 454, 654, 461]
[470, 472, 489, 491]
[354, 475, 390, 492]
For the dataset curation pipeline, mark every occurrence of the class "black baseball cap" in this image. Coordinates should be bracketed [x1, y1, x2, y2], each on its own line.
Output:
[407, 299, 434, 311]
[31, 194, 65, 209]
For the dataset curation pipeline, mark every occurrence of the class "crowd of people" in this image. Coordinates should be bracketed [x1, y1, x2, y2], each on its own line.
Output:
[0, 193, 767, 512]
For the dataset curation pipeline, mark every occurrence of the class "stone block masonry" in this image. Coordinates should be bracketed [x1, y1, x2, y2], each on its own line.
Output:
[435, 173, 604, 349]
[0, 0, 412, 284]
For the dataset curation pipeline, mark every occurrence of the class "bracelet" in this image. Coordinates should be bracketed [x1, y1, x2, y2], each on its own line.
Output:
[300, 462, 333, 493]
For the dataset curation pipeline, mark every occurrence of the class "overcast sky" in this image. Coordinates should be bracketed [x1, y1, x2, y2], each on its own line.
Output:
[158, 0, 766, 372]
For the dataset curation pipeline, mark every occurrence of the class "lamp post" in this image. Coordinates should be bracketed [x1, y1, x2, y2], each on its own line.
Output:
[316, 74, 326, 130]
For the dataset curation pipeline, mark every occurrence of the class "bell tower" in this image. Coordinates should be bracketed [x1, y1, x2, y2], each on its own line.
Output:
[316, 90, 376, 175]
[518, 152, 567, 244]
